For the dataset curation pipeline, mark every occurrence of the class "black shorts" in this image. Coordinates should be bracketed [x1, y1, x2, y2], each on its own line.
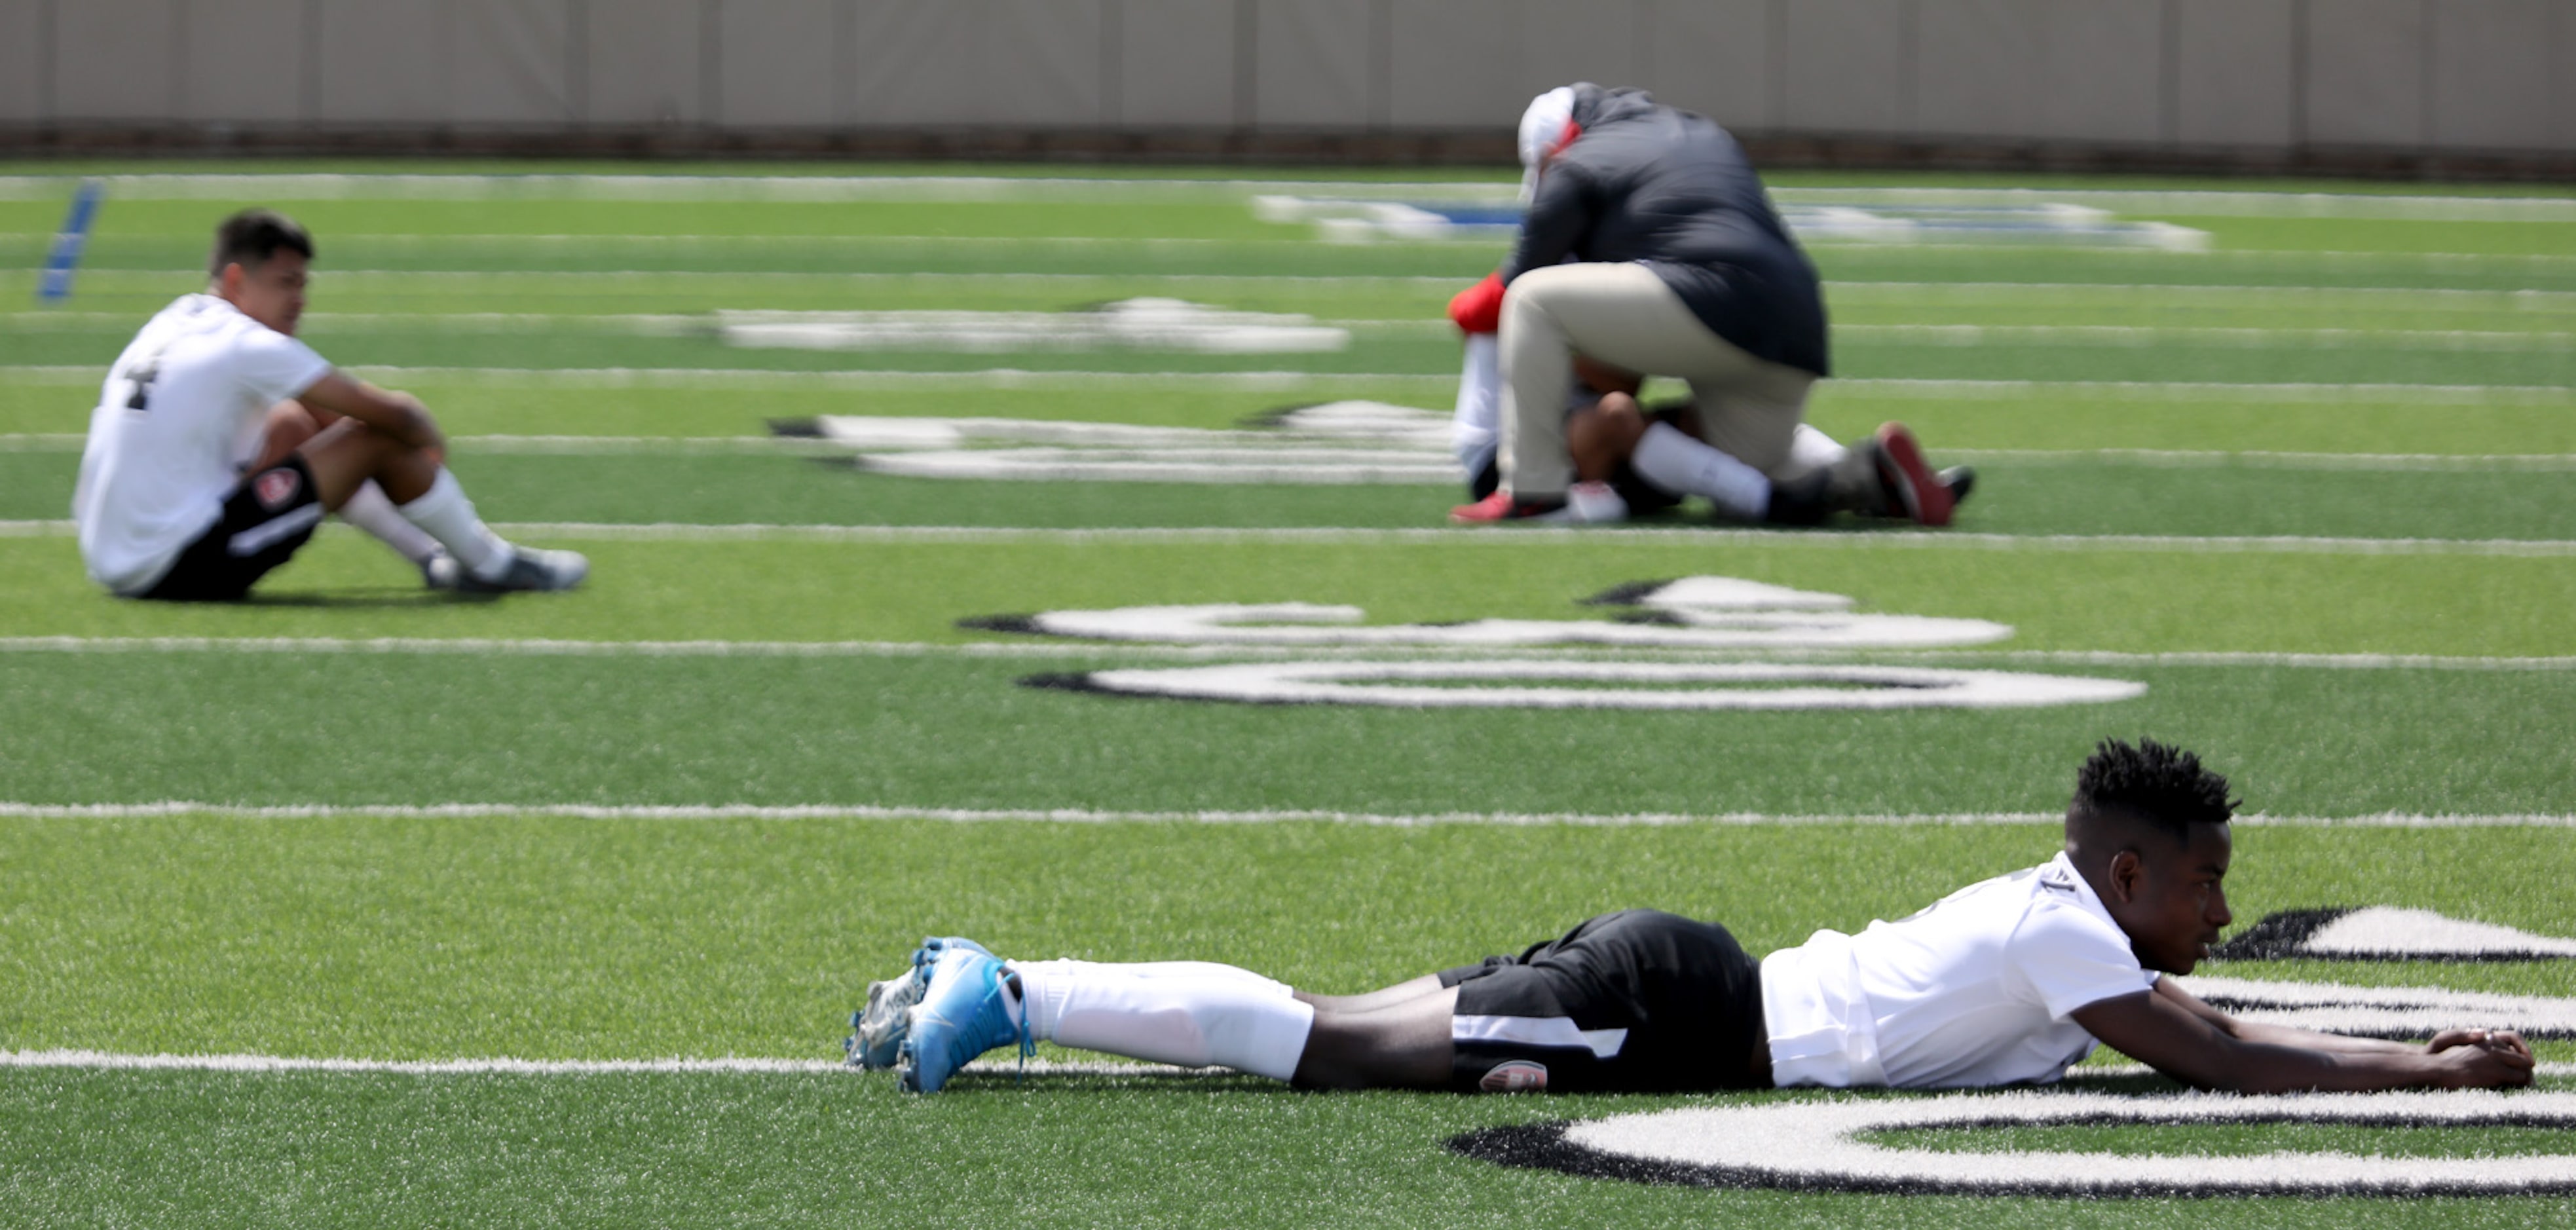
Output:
[138, 456, 324, 602]
[1440, 910, 1766, 1094]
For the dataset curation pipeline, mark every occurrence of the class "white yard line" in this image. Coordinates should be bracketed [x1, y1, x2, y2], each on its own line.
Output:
[1939, 449, 2576, 472]
[36, 268, 1472, 288]
[9, 233, 2576, 268]
[1829, 281, 2576, 309]
[3, 175, 2571, 221]
[1839, 324, 2576, 351]
[0, 635, 1460, 662]
[0, 637, 2567, 674]
[1, 802, 2571, 827]
[0, 173, 1522, 204]
[2064, 1061, 2576, 1081]
[0, 434, 842, 455]
[19, 310, 2573, 352]
[6, 434, 2570, 471]
[0, 1049, 2567, 1081]
[34, 270, 2576, 308]
[0, 365, 1447, 389]
[5, 519, 2572, 555]
[1828, 379, 2576, 405]
[6, 367, 2572, 405]
[0, 1050, 1206, 1077]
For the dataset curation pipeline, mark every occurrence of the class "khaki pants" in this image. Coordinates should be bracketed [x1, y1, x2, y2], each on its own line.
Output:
[1498, 261, 1816, 497]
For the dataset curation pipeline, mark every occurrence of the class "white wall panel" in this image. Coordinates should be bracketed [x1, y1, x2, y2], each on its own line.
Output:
[453, 0, 572, 124]
[2172, 0, 2293, 146]
[1526, 1, 1645, 107]
[849, 1, 977, 123]
[584, 0, 706, 123]
[55, 0, 181, 120]
[1257, 0, 1372, 126]
[11, 0, 2569, 158]
[979, 0, 1105, 124]
[1387, 0, 1521, 128]
[1915, 0, 2037, 139]
[180, 0, 307, 122]
[0, 1, 41, 121]
[2560, 5, 2576, 150]
[717, 0, 835, 124]
[2033, 0, 2159, 141]
[318, 0, 449, 122]
[2305, 0, 2425, 145]
[1119, 0, 1236, 125]
[2429, 0, 2555, 149]
[1638, 0, 1764, 128]
[1781, 0, 1909, 134]
[851, 1, 1101, 126]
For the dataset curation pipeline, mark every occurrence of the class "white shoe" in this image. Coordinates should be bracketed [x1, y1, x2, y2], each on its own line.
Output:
[457, 547, 589, 593]
[1534, 481, 1628, 525]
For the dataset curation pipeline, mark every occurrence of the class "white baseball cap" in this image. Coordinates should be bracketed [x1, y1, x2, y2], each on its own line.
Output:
[1517, 86, 1577, 200]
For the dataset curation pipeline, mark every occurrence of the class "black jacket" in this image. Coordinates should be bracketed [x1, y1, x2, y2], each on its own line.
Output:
[1500, 85, 1829, 377]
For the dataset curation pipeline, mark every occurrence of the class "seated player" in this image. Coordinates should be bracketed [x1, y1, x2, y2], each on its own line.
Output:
[73, 209, 585, 601]
[1447, 84, 1964, 528]
[848, 739, 2536, 1096]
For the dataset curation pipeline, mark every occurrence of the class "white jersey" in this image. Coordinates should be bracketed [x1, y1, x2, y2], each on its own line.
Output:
[1762, 851, 2158, 1089]
[73, 294, 334, 593]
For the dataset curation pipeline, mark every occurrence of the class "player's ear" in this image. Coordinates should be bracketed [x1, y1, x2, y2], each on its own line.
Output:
[2104, 849, 2144, 904]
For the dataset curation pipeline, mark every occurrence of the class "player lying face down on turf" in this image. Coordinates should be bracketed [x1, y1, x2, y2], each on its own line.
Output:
[849, 738, 2536, 1095]
[1446, 84, 1964, 528]
[71, 208, 586, 600]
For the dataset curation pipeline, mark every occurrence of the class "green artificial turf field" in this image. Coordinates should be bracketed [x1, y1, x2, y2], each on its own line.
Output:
[2, 163, 2572, 1226]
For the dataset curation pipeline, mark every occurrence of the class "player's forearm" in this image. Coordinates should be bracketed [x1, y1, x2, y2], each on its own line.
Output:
[2192, 1039, 2498, 1094]
[306, 376, 442, 451]
[365, 390, 440, 449]
[2226, 1020, 2419, 1055]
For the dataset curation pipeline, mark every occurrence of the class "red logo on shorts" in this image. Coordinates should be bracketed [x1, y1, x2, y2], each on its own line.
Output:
[253, 467, 301, 510]
[1480, 1060, 1549, 1092]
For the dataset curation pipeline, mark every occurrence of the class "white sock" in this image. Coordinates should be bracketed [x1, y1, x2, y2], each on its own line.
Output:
[1011, 960, 1316, 1082]
[397, 470, 515, 582]
[1629, 422, 1771, 519]
[1788, 422, 1848, 472]
[1451, 333, 1501, 474]
[336, 480, 443, 566]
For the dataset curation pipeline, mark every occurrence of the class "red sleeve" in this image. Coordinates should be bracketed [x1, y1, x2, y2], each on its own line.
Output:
[1447, 270, 1506, 335]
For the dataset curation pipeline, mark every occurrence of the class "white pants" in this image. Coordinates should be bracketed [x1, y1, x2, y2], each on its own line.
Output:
[1498, 261, 1816, 497]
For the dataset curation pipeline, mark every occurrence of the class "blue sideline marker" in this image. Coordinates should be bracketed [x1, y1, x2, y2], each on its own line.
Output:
[37, 179, 105, 305]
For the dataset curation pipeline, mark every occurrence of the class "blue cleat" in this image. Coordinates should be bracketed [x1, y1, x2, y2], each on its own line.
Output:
[897, 945, 1031, 1093]
[846, 936, 997, 1070]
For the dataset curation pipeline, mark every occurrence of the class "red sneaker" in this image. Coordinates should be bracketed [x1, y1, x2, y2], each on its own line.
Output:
[1449, 490, 1567, 524]
[1871, 422, 1955, 527]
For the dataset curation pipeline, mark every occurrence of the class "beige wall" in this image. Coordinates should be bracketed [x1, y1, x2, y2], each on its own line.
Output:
[12, 0, 2573, 153]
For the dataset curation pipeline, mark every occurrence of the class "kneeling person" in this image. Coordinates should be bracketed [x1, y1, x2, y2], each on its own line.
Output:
[851, 739, 2535, 1096]
[73, 208, 584, 601]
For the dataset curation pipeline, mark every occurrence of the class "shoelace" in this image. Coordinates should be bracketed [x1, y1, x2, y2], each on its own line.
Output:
[998, 965, 1035, 1082]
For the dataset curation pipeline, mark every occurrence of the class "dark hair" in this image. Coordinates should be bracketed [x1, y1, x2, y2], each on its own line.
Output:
[2072, 737, 2239, 837]
[209, 208, 314, 277]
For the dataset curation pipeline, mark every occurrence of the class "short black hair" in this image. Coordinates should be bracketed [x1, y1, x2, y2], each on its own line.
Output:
[2072, 737, 2239, 839]
[209, 208, 314, 277]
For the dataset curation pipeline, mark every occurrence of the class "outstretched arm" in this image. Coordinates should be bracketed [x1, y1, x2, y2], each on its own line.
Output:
[2071, 977, 2534, 1093]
